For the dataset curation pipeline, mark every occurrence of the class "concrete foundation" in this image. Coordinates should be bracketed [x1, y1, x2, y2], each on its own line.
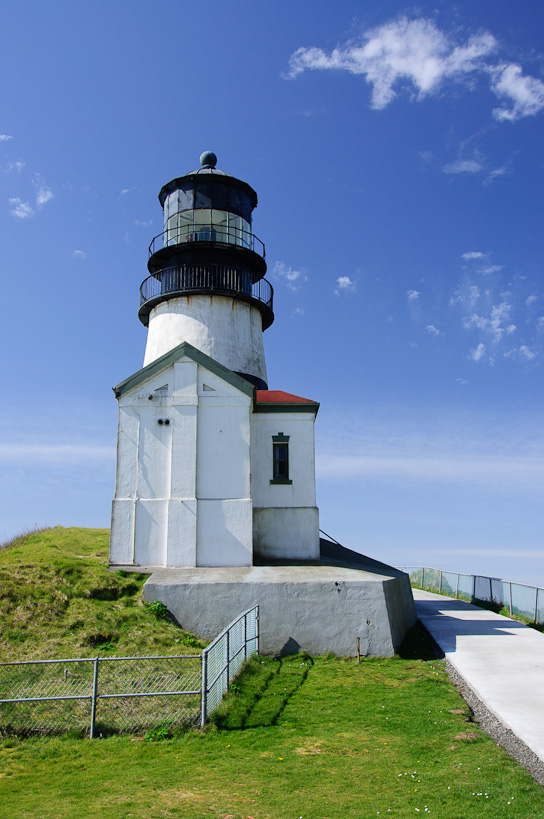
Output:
[140, 542, 416, 656]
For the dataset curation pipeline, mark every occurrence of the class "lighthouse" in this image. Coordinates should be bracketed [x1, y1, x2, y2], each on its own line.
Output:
[109, 152, 416, 656]
[110, 153, 320, 569]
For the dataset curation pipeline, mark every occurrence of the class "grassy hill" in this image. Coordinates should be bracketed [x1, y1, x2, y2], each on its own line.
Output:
[1, 527, 543, 817]
[0, 527, 204, 662]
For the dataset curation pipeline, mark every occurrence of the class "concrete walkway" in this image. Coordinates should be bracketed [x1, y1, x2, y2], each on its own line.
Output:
[413, 589, 544, 763]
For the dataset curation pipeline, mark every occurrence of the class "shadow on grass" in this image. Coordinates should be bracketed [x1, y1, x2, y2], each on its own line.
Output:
[397, 620, 445, 661]
[210, 654, 314, 731]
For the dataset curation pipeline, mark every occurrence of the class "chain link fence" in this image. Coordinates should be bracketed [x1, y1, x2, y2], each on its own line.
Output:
[201, 606, 259, 724]
[0, 606, 259, 738]
[400, 566, 544, 625]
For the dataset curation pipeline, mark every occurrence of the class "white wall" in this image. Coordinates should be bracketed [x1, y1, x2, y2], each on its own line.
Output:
[109, 355, 253, 568]
[250, 413, 317, 508]
[143, 295, 267, 386]
[251, 412, 319, 560]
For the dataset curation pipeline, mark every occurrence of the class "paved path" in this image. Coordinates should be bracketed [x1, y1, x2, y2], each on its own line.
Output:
[413, 589, 544, 763]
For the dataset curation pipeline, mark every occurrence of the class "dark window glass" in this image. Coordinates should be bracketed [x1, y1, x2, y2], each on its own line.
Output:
[194, 183, 213, 209]
[273, 443, 289, 480]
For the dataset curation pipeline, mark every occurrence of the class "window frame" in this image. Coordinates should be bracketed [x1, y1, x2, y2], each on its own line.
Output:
[270, 432, 292, 485]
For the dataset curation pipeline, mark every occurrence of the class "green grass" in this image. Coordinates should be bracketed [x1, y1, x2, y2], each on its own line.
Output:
[0, 526, 205, 661]
[1, 649, 543, 818]
[1, 528, 543, 816]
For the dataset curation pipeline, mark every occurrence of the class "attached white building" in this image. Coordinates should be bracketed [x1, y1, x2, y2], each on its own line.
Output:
[110, 342, 320, 567]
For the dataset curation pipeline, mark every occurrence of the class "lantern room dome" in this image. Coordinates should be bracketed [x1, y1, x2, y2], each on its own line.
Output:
[158, 153, 258, 210]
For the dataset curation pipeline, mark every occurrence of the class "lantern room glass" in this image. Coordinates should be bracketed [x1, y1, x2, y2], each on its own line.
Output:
[166, 209, 251, 248]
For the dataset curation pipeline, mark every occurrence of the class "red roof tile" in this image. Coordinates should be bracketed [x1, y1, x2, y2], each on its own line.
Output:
[256, 390, 317, 404]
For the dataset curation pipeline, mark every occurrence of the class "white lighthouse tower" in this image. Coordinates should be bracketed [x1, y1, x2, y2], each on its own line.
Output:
[141, 150, 272, 385]
[110, 152, 320, 569]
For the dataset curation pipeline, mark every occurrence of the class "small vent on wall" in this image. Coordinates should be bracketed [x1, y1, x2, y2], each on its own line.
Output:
[202, 384, 216, 392]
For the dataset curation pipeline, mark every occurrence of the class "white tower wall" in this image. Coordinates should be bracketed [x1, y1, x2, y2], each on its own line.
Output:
[143, 294, 267, 385]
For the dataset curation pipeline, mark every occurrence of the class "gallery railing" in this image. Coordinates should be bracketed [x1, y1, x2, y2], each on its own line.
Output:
[140, 264, 272, 307]
[149, 225, 265, 258]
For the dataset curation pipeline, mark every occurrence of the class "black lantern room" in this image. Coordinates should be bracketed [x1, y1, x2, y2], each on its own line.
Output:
[138, 152, 274, 331]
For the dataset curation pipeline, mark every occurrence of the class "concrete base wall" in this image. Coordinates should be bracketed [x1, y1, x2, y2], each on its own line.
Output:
[142, 564, 416, 656]
[253, 507, 320, 561]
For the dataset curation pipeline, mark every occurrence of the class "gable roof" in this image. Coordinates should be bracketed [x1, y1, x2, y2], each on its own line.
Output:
[113, 342, 255, 399]
[254, 390, 319, 415]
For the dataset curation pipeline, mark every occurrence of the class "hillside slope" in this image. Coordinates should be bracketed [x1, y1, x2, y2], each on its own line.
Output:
[0, 527, 204, 661]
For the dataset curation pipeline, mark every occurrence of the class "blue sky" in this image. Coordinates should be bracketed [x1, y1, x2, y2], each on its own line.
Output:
[1, 1, 543, 586]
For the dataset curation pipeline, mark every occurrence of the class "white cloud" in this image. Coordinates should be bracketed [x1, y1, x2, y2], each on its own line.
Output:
[287, 17, 544, 123]
[273, 261, 308, 291]
[317, 450, 544, 490]
[504, 345, 536, 361]
[469, 342, 486, 362]
[526, 295, 538, 306]
[491, 63, 544, 122]
[0, 442, 114, 465]
[486, 166, 510, 184]
[134, 219, 152, 226]
[426, 324, 440, 335]
[462, 251, 486, 260]
[9, 197, 33, 219]
[456, 377, 469, 385]
[407, 289, 420, 301]
[292, 307, 304, 317]
[460, 252, 504, 275]
[120, 187, 136, 195]
[442, 159, 484, 174]
[72, 250, 86, 260]
[287, 18, 497, 110]
[316, 415, 544, 492]
[450, 283, 480, 308]
[0, 134, 13, 141]
[6, 161, 25, 173]
[464, 302, 516, 343]
[317, 407, 544, 497]
[34, 176, 53, 207]
[335, 275, 355, 293]
[520, 345, 536, 360]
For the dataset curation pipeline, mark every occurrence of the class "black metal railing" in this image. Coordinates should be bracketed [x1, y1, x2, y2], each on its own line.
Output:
[148, 225, 265, 258]
[139, 264, 274, 327]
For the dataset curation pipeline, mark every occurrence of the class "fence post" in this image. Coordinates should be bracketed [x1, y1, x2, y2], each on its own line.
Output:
[534, 587, 539, 624]
[509, 582, 513, 617]
[89, 657, 99, 739]
[201, 649, 208, 728]
[256, 607, 260, 655]
[421, 567, 425, 589]
[439, 571, 443, 594]
[455, 573, 460, 599]
[244, 613, 248, 660]
[471, 575, 476, 602]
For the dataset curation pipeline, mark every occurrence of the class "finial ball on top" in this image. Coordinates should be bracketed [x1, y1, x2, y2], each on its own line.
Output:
[200, 151, 217, 169]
